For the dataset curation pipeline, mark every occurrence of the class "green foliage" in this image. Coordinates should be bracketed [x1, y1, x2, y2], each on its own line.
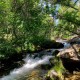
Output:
[0, 0, 54, 58]
[51, 58, 65, 80]
[53, 58, 64, 75]
[0, 41, 16, 57]
[0, 0, 80, 58]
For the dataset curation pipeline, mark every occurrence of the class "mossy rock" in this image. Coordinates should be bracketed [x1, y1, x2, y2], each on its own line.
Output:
[52, 50, 60, 56]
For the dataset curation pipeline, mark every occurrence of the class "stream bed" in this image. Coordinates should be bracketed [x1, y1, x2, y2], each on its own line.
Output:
[0, 40, 70, 80]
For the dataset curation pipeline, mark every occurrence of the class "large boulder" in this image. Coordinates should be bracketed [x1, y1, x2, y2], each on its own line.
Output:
[57, 44, 80, 73]
[40, 40, 64, 49]
[57, 44, 80, 60]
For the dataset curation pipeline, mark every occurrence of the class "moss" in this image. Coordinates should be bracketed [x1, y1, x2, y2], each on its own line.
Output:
[46, 57, 66, 80]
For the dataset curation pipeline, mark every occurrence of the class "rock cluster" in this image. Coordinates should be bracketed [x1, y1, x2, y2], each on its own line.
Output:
[68, 36, 80, 44]
[57, 44, 80, 73]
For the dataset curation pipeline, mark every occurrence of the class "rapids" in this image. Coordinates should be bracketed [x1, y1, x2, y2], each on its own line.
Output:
[0, 40, 70, 80]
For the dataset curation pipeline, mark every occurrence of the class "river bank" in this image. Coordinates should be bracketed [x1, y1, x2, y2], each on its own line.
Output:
[0, 36, 80, 80]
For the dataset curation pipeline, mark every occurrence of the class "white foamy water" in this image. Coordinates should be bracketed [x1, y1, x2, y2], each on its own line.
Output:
[0, 55, 53, 80]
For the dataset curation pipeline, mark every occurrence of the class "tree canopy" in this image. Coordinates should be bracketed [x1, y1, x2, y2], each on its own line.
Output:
[0, 0, 80, 58]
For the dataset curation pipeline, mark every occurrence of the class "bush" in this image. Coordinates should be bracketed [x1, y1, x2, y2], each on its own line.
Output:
[0, 42, 17, 58]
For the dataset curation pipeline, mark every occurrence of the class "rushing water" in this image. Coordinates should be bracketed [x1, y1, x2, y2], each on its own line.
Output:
[0, 40, 70, 80]
[0, 55, 53, 80]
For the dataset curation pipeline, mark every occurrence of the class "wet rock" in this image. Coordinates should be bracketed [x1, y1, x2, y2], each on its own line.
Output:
[54, 42, 64, 49]
[26, 70, 42, 80]
[49, 58, 55, 65]
[68, 36, 80, 44]
[57, 44, 80, 73]
[49, 57, 58, 66]
[61, 58, 80, 73]
[57, 44, 80, 59]
[52, 50, 59, 56]
[32, 54, 38, 59]
[33, 51, 46, 59]
[46, 49, 52, 52]
[40, 64, 52, 70]
[46, 70, 59, 80]
[13, 60, 25, 67]
[44, 76, 52, 80]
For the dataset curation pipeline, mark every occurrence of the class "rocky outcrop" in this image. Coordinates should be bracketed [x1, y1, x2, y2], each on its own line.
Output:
[57, 44, 80, 73]
[68, 36, 80, 44]
[57, 44, 80, 60]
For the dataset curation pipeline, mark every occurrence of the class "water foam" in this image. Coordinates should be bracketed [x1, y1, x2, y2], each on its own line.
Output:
[0, 55, 53, 80]
[0, 41, 70, 80]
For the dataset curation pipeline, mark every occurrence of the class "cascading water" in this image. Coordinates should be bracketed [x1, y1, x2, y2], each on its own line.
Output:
[0, 54, 53, 80]
[0, 41, 70, 80]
